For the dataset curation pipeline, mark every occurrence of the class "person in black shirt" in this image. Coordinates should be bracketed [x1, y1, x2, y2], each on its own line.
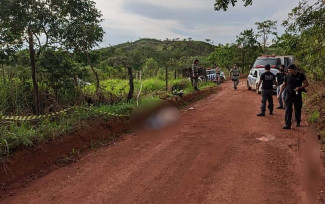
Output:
[257, 64, 276, 116]
[275, 65, 286, 109]
[278, 64, 309, 129]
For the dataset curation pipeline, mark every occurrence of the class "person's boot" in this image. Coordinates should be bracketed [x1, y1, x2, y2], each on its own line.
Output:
[283, 125, 291, 129]
[296, 122, 300, 127]
[257, 112, 265, 116]
[276, 106, 283, 109]
[269, 110, 273, 115]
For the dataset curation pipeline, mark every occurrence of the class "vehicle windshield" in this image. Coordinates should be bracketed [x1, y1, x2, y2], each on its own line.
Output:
[259, 69, 278, 75]
[207, 70, 216, 75]
[253, 59, 277, 67]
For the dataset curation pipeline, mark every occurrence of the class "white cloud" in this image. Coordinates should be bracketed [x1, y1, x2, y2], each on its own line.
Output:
[95, 0, 185, 46]
[92, 0, 309, 47]
[127, 0, 213, 10]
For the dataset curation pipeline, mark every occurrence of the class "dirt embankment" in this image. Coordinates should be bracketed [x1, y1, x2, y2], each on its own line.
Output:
[0, 118, 130, 187]
[304, 81, 325, 202]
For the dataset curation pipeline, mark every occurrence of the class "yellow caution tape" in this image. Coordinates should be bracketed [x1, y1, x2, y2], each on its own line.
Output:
[0, 106, 129, 121]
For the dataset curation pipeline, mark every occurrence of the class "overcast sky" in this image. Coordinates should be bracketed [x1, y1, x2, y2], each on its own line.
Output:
[92, 0, 307, 48]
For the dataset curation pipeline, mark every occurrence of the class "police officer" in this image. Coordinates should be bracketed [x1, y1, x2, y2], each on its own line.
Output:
[275, 65, 286, 109]
[257, 64, 276, 116]
[229, 64, 240, 90]
[215, 64, 221, 84]
[278, 64, 309, 129]
[192, 59, 200, 91]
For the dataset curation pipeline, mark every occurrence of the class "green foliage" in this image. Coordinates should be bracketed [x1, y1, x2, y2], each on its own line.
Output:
[0, 78, 33, 114]
[236, 29, 261, 72]
[279, 0, 325, 80]
[97, 39, 215, 70]
[183, 81, 215, 94]
[140, 79, 166, 94]
[39, 49, 83, 92]
[208, 44, 241, 70]
[214, 0, 253, 11]
[309, 110, 320, 123]
[0, 0, 104, 113]
[142, 58, 159, 78]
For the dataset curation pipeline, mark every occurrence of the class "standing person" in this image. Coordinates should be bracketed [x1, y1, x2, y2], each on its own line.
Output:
[192, 59, 200, 91]
[278, 64, 309, 129]
[257, 64, 276, 116]
[275, 65, 286, 109]
[229, 64, 240, 90]
[215, 65, 221, 84]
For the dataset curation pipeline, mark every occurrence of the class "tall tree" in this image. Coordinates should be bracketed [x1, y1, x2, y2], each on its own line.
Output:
[236, 29, 260, 72]
[60, 0, 104, 97]
[214, 0, 252, 11]
[255, 20, 278, 53]
[1, 0, 104, 113]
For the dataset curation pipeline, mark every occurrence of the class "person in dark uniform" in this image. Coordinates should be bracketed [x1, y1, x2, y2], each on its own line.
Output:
[192, 59, 200, 91]
[278, 64, 309, 129]
[215, 64, 221, 85]
[257, 64, 276, 116]
[275, 65, 286, 109]
[229, 64, 240, 90]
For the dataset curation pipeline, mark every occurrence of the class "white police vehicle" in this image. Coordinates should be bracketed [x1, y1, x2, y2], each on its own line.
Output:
[247, 68, 279, 94]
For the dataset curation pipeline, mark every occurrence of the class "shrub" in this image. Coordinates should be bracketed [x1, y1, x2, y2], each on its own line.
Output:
[309, 110, 320, 123]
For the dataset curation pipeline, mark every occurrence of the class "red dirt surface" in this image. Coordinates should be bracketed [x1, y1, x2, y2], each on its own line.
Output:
[0, 81, 322, 203]
[0, 118, 130, 186]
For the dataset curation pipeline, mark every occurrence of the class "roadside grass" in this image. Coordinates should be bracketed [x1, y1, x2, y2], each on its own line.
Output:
[309, 110, 320, 123]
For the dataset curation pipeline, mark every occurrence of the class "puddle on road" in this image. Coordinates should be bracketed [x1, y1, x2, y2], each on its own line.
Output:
[256, 134, 276, 142]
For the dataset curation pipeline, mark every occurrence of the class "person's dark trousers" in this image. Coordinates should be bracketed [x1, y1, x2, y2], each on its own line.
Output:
[284, 92, 302, 126]
[260, 89, 274, 113]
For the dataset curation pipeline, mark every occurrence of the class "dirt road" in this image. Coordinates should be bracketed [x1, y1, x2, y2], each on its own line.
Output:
[1, 80, 320, 203]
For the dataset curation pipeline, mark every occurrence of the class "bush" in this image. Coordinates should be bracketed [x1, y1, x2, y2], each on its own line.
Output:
[309, 110, 320, 123]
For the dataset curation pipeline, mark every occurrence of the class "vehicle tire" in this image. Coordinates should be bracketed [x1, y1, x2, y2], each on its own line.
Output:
[247, 81, 251, 90]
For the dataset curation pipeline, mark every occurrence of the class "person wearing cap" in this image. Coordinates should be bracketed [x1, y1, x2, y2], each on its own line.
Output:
[275, 65, 286, 109]
[192, 59, 200, 91]
[229, 64, 240, 90]
[257, 64, 276, 116]
[278, 64, 309, 129]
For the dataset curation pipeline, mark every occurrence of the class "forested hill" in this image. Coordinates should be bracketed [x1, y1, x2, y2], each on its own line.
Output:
[94, 38, 215, 68]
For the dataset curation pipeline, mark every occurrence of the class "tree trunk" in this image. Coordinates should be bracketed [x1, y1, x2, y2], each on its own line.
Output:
[263, 33, 266, 54]
[127, 67, 134, 102]
[242, 50, 245, 73]
[174, 68, 176, 80]
[1, 61, 5, 85]
[165, 66, 168, 92]
[28, 27, 40, 115]
[86, 52, 100, 97]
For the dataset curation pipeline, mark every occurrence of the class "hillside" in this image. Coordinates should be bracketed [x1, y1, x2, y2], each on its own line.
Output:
[94, 38, 216, 68]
